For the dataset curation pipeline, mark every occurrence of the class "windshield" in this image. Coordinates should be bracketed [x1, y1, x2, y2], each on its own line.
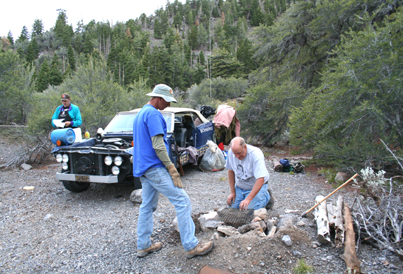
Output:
[104, 111, 174, 133]
[104, 112, 138, 133]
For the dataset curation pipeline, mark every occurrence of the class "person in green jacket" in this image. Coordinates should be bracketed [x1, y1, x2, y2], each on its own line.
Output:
[51, 93, 82, 128]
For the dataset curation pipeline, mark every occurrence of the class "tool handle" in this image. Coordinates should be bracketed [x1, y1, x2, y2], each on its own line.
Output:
[301, 173, 359, 217]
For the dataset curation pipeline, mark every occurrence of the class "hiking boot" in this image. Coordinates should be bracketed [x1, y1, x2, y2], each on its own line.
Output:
[137, 242, 163, 258]
[186, 241, 214, 259]
[266, 188, 275, 210]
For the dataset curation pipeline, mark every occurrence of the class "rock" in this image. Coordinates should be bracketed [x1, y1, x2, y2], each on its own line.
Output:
[277, 214, 295, 232]
[253, 208, 268, 220]
[173, 217, 179, 232]
[130, 189, 142, 204]
[292, 250, 302, 257]
[335, 172, 349, 183]
[217, 225, 239, 236]
[267, 226, 277, 237]
[21, 163, 32, 170]
[198, 211, 220, 232]
[43, 214, 54, 221]
[210, 232, 221, 240]
[282, 235, 292, 246]
[296, 220, 305, 226]
[23, 186, 34, 191]
[266, 219, 275, 231]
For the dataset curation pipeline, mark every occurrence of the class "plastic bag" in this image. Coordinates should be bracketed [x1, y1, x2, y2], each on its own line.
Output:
[199, 140, 226, 172]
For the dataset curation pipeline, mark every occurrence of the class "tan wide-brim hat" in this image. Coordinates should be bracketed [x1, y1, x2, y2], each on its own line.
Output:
[146, 84, 177, 103]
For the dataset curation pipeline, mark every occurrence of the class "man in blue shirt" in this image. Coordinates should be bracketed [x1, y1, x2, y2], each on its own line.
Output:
[132, 84, 214, 258]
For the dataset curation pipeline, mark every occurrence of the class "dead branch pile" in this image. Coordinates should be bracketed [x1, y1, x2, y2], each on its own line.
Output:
[351, 168, 403, 261]
[0, 136, 52, 169]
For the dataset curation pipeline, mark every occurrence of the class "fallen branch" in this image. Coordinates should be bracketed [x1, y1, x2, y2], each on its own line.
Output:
[341, 204, 361, 273]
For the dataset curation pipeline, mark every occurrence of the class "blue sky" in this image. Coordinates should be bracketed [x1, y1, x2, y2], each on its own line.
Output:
[1, 0, 184, 39]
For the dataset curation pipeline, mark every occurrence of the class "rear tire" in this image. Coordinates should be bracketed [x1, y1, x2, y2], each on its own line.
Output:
[62, 181, 90, 192]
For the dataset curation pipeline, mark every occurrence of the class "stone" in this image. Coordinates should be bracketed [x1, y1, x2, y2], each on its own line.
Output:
[43, 214, 54, 221]
[217, 225, 239, 236]
[297, 220, 305, 226]
[335, 172, 349, 183]
[198, 211, 219, 232]
[130, 189, 142, 204]
[21, 163, 32, 170]
[23, 186, 34, 191]
[277, 214, 295, 232]
[282, 235, 292, 246]
[173, 217, 179, 232]
[210, 232, 221, 240]
[253, 208, 268, 220]
[292, 250, 302, 257]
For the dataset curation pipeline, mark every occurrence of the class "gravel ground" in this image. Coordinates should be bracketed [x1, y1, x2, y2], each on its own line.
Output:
[0, 137, 402, 274]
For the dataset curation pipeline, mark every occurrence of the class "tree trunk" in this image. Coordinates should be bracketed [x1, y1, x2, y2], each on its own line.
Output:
[314, 195, 331, 244]
[341, 204, 361, 273]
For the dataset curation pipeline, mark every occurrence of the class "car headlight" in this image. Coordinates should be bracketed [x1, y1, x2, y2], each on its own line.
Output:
[112, 166, 120, 175]
[62, 154, 69, 163]
[62, 162, 69, 170]
[114, 156, 123, 166]
[104, 156, 112, 166]
[56, 154, 63, 163]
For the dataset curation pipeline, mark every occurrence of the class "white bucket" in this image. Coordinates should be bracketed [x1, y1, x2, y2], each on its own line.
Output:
[72, 128, 82, 142]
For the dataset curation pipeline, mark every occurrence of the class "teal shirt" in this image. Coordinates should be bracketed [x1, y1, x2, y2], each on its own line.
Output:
[51, 103, 82, 128]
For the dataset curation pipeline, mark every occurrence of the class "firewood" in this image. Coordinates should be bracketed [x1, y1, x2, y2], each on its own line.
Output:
[273, 159, 283, 172]
[334, 195, 345, 248]
[341, 204, 361, 273]
[314, 195, 331, 244]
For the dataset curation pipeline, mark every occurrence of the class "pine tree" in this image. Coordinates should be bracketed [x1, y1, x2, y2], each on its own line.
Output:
[18, 26, 29, 42]
[189, 24, 199, 50]
[49, 54, 63, 86]
[32, 19, 44, 37]
[36, 59, 50, 91]
[7, 31, 14, 45]
[26, 42, 35, 63]
[199, 50, 205, 65]
[173, 12, 182, 29]
[67, 46, 76, 71]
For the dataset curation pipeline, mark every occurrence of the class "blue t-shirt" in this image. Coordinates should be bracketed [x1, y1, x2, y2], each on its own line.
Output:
[132, 104, 169, 177]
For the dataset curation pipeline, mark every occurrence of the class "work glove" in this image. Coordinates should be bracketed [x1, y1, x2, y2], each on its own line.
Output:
[167, 163, 183, 188]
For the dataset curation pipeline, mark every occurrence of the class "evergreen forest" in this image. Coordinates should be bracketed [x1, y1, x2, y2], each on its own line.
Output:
[1, 0, 402, 171]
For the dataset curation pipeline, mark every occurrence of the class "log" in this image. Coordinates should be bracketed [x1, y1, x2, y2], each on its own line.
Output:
[334, 195, 345, 248]
[341, 204, 361, 273]
[273, 159, 283, 172]
[314, 195, 331, 244]
[327, 202, 336, 228]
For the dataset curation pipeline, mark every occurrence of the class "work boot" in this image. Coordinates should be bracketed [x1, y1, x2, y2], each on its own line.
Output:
[137, 242, 163, 258]
[266, 188, 275, 210]
[186, 241, 214, 259]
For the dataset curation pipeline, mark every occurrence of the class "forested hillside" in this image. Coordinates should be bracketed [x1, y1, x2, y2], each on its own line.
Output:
[1, 0, 402, 170]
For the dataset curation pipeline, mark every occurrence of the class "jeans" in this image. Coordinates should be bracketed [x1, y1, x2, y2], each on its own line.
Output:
[137, 167, 198, 252]
[230, 184, 271, 210]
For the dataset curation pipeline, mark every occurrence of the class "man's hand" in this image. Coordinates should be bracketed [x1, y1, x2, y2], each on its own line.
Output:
[226, 193, 236, 207]
[64, 121, 71, 127]
[239, 199, 251, 211]
[167, 164, 183, 188]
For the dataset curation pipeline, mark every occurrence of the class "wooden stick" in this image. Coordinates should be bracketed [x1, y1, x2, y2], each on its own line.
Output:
[301, 174, 359, 217]
[341, 204, 361, 273]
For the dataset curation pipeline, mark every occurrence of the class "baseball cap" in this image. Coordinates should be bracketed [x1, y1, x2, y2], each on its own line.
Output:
[61, 93, 71, 101]
[146, 84, 177, 103]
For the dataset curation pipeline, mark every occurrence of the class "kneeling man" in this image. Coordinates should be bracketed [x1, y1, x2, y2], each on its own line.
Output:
[226, 137, 271, 211]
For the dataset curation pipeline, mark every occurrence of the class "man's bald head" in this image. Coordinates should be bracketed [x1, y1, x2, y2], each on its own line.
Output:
[230, 137, 247, 160]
